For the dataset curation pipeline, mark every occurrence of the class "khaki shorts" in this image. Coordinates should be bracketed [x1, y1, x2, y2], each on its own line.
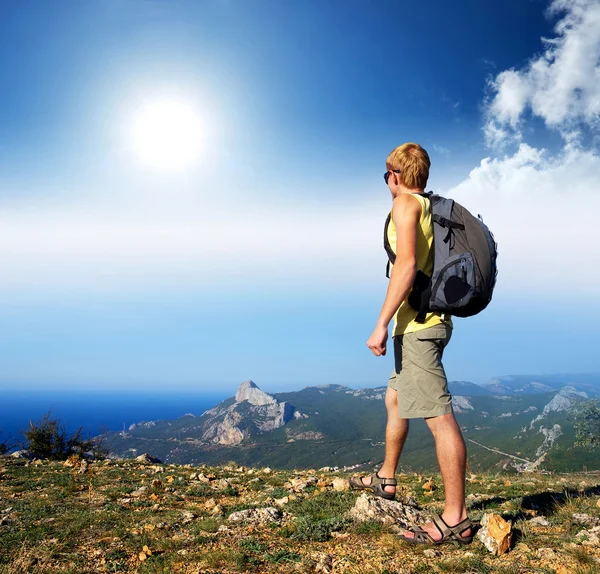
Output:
[387, 322, 453, 419]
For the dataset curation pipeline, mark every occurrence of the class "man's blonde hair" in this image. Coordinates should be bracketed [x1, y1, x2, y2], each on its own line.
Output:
[386, 143, 430, 190]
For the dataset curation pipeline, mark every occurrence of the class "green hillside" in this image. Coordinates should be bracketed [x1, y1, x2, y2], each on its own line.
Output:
[99, 382, 599, 474]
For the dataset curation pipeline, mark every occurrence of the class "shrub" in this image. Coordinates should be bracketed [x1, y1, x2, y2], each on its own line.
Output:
[20, 409, 96, 460]
[0, 430, 11, 455]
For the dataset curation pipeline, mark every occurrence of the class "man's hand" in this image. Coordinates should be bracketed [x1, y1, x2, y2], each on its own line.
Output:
[367, 324, 389, 356]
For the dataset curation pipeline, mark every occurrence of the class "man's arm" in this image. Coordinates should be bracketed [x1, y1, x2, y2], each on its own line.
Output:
[367, 193, 421, 356]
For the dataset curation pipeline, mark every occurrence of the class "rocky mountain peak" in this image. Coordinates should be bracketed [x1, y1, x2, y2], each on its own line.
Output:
[528, 386, 588, 430]
[235, 380, 276, 406]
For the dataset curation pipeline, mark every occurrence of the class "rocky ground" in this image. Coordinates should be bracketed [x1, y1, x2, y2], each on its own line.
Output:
[1, 454, 599, 573]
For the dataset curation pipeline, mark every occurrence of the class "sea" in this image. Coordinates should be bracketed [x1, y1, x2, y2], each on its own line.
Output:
[0, 388, 228, 451]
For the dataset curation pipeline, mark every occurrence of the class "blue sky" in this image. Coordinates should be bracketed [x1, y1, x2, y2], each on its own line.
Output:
[0, 0, 598, 393]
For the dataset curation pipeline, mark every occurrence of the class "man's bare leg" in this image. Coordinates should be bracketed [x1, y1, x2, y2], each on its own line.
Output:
[402, 412, 471, 540]
[360, 388, 409, 495]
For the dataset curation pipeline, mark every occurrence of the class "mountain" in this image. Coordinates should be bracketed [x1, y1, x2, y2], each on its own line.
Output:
[99, 377, 600, 473]
[482, 374, 600, 396]
[448, 381, 492, 396]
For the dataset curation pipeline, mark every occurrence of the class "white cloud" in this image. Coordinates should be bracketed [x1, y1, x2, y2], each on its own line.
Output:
[0, 195, 389, 292]
[485, 0, 600, 146]
[447, 143, 600, 292]
[459, 0, 600, 296]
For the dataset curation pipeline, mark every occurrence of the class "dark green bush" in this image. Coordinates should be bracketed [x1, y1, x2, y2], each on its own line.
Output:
[0, 430, 11, 455]
[20, 409, 96, 460]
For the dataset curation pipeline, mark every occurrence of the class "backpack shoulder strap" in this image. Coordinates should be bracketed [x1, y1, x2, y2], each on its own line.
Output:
[383, 211, 395, 278]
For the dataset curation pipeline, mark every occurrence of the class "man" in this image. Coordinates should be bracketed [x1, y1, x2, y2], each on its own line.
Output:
[349, 143, 473, 545]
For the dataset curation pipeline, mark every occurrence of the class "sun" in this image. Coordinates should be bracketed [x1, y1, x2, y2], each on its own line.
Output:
[131, 100, 204, 170]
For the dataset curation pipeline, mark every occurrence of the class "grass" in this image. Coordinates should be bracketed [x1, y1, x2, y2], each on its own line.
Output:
[1, 457, 599, 573]
[281, 489, 354, 541]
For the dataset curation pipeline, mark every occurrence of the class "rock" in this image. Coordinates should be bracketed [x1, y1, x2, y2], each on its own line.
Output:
[423, 548, 440, 558]
[131, 486, 149, 497]
[319, 467, 333, 472]
[63, 454, 81, 467]
[274, 496, 289, 506]
[182, 511, 196, 524]
[262, 467, 272, 474]
[573, 513, 600, 527]
[314, 553, 333, 573]
[535, 547, 556, 559]
[151, 465, 164, 474]
[576, 526, 600, 546]
[204, 498, 217, 510]
[10, 450, 34, 460]
[213, 478, 231, 490]
[227, 507, 282, 525]
[422, 480, 437, 492]
[348, 493, 425, 530]
[211, 504, 224, 516]
[528, 516, 550, 527]
[477, 513, 512, 555]
[135, 454, 163, 464]
[332, 478, 350, 492]
[289, 476, 317, 492]
[189, 473, 198, 480]
[397, 495, 420, 508]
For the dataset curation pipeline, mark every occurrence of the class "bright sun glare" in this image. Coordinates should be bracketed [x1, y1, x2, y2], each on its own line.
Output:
[131, 100, 203, 170]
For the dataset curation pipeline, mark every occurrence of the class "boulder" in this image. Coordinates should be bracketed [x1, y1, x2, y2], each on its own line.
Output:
[573, 513, 600, 527]
[332, 478, 350, 492]
[135, 454, 163, 464]
[227, 507, 282, 525]
[288, 476, 318, 492]
[213, 478, 232, 490]
[10, 450, 34, 460]
[63, 454, 81, 467]
[576, 525, 600, 546]
[477, 513, 512, 555]
[181, 511, 196, 524]
[131, 486, 149, 497]
[348, 493, 425, 531]
[528, 516, 550, 527]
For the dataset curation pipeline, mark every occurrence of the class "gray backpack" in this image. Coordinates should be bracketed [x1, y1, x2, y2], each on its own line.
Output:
[384, 192, 498, 323]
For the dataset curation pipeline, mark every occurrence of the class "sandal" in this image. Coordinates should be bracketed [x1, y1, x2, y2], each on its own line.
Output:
[349, 472, 397, 500]
[399, 514, 474, 546]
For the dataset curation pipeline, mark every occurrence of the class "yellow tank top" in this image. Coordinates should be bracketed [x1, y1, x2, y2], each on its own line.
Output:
[386, 193, 452, 336]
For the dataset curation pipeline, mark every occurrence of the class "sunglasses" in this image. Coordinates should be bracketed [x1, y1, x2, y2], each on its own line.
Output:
[384, 169, 401, 184]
